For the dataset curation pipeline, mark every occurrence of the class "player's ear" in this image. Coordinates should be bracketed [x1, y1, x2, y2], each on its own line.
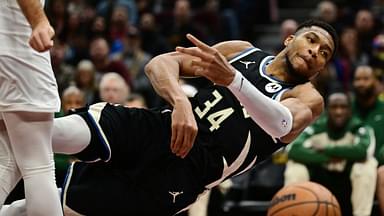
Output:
[284, 35, 295, 46]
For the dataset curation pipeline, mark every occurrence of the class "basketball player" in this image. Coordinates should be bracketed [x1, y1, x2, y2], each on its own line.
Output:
[0, 0, 63, 216]
[2, 19, 337, 216]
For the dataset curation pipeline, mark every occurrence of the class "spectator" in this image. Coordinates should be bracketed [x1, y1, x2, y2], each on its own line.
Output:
[352, 65, 384, 216]
[89, 37, 132, 87]
[162, 0, 205, 48]
[97, 0, 138, 26]
[331, 26, 368, 93]
[370, 33, 384, 92]
[139, 12, 171, 56]
[354, 9, 377, 58]
[352, 65, 384, 163]
[118, 27, 152, 80]
[285, 92, 377, 216]
[89, 15, 108, 39]
[99, 72, 130, 104]
[50, 40, 74, 95]
[274, 19, 298, 54]
[125, 93, 147, 108]
[61, 86, 86, 115]
[314, 1, 342, 32]
[74, 60, 100, 105]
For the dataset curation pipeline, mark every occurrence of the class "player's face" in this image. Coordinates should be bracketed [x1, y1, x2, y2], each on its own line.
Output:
[353, 67, 376, 98]
[284, 26, 334, 79]
[327, 94, 350, 129]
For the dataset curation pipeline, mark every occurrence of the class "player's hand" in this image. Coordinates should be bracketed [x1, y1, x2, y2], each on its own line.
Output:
[176, 34, 235, 86]
[171, 98, 198, 158]
[29, 21, 55, 52]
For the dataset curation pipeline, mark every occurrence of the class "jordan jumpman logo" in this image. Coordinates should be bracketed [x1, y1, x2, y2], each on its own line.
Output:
[239, 60, 256, 69]
[169, 191, 184, 203]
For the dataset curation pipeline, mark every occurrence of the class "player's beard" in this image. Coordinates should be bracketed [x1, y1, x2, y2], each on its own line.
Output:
[285, 54, 309, 84]
[354, 85, 375, 98]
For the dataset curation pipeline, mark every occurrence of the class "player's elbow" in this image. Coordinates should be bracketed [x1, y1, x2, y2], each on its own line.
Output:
[311, 97, 324, 120]
[280, 106, 312, 143]
[145, 55, 161, 76]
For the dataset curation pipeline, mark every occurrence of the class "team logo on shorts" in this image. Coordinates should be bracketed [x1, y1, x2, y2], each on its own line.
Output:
[265, 83, 282, 93]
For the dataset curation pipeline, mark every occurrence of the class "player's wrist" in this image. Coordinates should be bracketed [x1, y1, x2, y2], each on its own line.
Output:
[173, 96, 190, 107]
[227, 69, 243, 90]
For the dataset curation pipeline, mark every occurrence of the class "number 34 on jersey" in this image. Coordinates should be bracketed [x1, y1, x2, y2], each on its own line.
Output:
[194, 90, 250, 132]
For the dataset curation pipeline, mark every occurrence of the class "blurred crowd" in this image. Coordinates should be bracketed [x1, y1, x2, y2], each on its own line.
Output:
[9, 0, 384, 216]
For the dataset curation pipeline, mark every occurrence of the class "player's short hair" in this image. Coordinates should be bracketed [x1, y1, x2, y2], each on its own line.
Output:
[295, 19, 339, 58]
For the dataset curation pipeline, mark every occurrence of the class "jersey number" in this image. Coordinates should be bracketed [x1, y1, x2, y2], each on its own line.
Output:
[194, 90, 234, 131]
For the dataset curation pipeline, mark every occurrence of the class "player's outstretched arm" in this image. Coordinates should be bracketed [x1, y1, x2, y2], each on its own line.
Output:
[17, 0, 55, 52]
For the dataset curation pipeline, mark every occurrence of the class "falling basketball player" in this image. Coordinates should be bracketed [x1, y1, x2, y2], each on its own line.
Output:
[0, 19, 337, 216]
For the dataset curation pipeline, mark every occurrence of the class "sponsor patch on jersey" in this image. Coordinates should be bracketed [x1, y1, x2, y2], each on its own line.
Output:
[265, 82, 282, 93]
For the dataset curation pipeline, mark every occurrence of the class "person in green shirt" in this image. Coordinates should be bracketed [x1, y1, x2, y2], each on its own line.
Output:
[351, 65, 384, 216]
[285, 92, 377, 216]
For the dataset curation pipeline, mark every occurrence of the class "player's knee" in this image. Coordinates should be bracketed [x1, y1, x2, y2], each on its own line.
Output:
[351, 158, 378, 179]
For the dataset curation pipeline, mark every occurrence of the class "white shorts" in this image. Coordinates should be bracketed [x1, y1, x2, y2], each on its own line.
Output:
[0, 0, 59, 113]
[0, 54, 60, 113]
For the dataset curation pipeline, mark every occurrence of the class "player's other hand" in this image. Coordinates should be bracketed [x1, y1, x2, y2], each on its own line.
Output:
[171, 98, 198, 158]
[29, 21, 55, 52]
[176, 34, 235, 86]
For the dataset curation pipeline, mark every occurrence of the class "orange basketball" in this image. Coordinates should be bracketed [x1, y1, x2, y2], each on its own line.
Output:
[267, 181, 341, 216]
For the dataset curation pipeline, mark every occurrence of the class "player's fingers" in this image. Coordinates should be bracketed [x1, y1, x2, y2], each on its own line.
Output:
[173, 127, 184, 156]
[171, 124, 177, 153]
[191, 60, 211, 69]
[29, 38, 42, 52]
[39, 31, 53, 51]
[186, 34, 215, 54]
[30, 35, 44, 52]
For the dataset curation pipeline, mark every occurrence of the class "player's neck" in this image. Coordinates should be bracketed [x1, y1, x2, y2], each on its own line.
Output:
[266, 54, 307, 84]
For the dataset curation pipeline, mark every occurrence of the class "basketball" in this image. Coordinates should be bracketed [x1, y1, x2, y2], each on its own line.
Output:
[267, 181, 341, 216]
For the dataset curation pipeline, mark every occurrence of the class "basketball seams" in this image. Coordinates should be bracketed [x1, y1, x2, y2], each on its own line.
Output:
[268, 200, 338, 216]
[291, 185, 320, 216]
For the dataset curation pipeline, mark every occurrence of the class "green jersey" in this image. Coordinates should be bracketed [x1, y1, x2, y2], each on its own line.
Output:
[287, 116, 374, 172]
[352, 99, 384, 164]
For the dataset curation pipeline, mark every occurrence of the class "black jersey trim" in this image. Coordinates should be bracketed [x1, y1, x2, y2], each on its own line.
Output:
[61, 162, 75, 212]
[228, 47, 260, 64]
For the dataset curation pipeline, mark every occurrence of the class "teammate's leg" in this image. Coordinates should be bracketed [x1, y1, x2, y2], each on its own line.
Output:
[2, 112, 63, 216]
[0, 119, 21, 209]
[350, 158, 377, 216]
[284, 160, 310, 185]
